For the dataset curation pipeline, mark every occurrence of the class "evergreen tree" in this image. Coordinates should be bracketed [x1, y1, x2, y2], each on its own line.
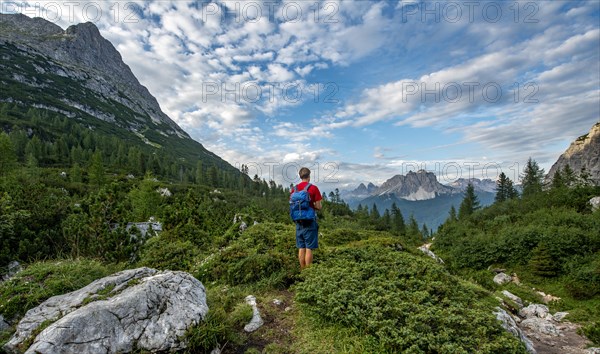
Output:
[551, 169, 565, 189]
[495, 172, 519, 202]
[521, 157, 544, 197]
[89, 151, 105, 186]
[407, 214, 421, 242]
[129, 173, 162, 221]
[390, 202, 406, 235]
[447, 205, 457, 222]
[421, 224, 429, 239]
[70, 163, 83, 183]
[562, 165, 576, 186]
[382, 209, 392, 231]
[370, 203, 380, 220]
[458, 183, 480, 219]
[0, 132, 17, 176]
[529, 243, 559, 277]
[208, 166, 218, 187]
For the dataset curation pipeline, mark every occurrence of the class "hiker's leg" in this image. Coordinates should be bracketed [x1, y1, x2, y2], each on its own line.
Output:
[298, 248, 307, 269]
[304, 249, 313, 267]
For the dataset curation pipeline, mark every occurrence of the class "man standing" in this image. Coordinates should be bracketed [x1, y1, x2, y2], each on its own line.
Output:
[291, 167, 322, 269]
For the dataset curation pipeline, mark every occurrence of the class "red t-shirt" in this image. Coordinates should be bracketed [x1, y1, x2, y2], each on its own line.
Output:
[291, 182, 322, 209]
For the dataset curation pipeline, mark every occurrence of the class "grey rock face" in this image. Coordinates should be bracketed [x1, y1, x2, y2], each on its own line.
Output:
[501, 290, 524, 309]
[546, 122, 600, 185]
[493, 272, 512, 285]
[417, 245, 444, 264]
[4, 268, 208, 354]
[494, 307, 536, 353]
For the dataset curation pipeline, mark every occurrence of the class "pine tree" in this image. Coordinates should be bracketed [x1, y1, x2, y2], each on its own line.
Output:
[70, 163, 83, 183]
[0, 132, 17, 176]
[529, 243, 559, 277]
[447, 205, 457, 222]
[382, 209, 392, 231]
[495, 172, 519, 202]
[407, 214, 421, 243]
[89, 151, 105, 186]
[458, 183, 480, 219]
[370, 203, 380, 220]
[390, 202, 406, 235]
[521, 157, 544, 197]
[562, 165, 576, 186]
[551, 169, 565, 189]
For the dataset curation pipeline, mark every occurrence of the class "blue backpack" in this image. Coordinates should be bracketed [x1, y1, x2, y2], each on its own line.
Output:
[290, 183, 316, 222]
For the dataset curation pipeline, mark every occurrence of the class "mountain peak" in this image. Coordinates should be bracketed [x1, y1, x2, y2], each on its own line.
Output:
[377, 171, 454, 201]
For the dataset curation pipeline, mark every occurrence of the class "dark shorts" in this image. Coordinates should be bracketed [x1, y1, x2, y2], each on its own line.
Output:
[296, 219, 319, 249]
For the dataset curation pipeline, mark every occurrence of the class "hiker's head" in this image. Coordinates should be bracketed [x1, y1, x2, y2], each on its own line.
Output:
[299, 167, 311, 181]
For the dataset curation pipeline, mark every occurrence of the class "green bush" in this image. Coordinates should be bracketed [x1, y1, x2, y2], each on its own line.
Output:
[196, 223, 298, 288]
[295, 246, 526, 353]
[137, 234, 199, 271]
[321, 228, 361, 246]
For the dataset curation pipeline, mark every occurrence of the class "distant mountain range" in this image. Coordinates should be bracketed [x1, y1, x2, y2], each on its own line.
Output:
[341, 170, 497, 230]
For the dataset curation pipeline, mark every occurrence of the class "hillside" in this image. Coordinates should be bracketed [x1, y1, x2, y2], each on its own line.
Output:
[0, 14, 239, 179]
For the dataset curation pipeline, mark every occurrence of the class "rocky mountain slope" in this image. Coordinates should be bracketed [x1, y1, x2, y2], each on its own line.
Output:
[546, 122, 600, 185]
[0, 13, 236, 173]
[375, 170, 456, 200]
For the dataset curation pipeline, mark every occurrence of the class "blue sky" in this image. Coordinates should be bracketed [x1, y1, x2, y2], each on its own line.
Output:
[4, 0, 600, 190]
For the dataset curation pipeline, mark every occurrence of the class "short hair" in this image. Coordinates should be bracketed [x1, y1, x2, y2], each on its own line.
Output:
[299, 167, 311, 179]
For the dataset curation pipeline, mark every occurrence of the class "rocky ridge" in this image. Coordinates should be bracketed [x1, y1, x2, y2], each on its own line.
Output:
[546, 122, 600, 185]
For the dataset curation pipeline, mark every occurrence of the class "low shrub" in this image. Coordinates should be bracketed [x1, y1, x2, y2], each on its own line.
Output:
[295, 246, 526, 353]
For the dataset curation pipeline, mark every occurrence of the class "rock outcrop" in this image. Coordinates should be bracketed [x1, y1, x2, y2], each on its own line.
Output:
[546, 122, 600, 185]
[417, 245, 444, 264]
[494, 307, 536, 353]
[4, 268, 208, 354]
[243, 295, 264, 333]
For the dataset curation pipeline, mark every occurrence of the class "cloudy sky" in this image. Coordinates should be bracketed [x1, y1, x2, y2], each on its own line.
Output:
[4, 0, 599, 190]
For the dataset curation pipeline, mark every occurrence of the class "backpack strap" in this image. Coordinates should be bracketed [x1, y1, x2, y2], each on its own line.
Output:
[303, 183, 312, 192]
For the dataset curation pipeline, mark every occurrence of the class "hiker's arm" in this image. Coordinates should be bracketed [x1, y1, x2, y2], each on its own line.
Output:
[314, 200, 322, 211]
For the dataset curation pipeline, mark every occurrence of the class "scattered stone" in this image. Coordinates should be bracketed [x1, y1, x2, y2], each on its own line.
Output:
[502, 290, 524, 309]
[126, 174, 135, 179]
[589, 196, 600, 212]
[521, 318, 560, 336]
[253, 221, 259, 226]
[1, 261, 22, 282]
[587, 348, 600, 354]
[59, 171, 67, 178]
[493, 272, 512, 285]
[417, 245, 444, 264]
[4, 268, 208, 354]
[239, 221, 248, 232]
[511, 273, 521, 285]
[156, 187, 172, 197]
[244, 295, 264, 333]
[210, 348, 222, 354]
[273, 299, 283, 306]
[493, 307, 536, 353]
[536, 290, 561, 304]
[284, 307, 292, 312]
[519, 304, 550, 319]
[491, 268, 506, 274]
[0, 315, 9, 332]
[552, 312, 569, 322]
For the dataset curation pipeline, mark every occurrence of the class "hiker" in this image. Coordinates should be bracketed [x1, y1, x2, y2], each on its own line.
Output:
[289, 167, 322, 269]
